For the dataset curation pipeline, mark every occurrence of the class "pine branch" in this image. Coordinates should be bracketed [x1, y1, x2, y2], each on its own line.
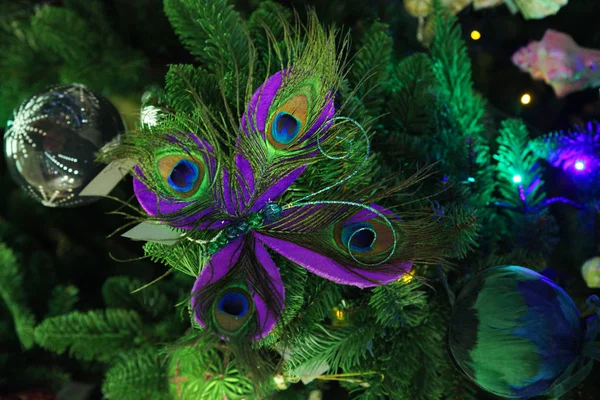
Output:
[164, 0, 254, 107]
[102, 276, 172, 321]
[368, 280, 428, 329]
[387, 53, 437, 136]
[0, 242, 36, 349]
[102, 348, 170, 400]
[144, 239, 206, 278]
[491, 119, 559, 267]
[0, 0, 145, 122]
[349, 21, 393, 116]
[167, 343, 258, 399]
[286, 324, 377, 375]
[257, 258, 307, 347]
[30, 6, 92, 62]
[428, 4, 494, 208]
[357, 304, 453, 400]
[297, 277, 343, 327]
[34, 309, 144, 361]
[531, 121, 600, 187]
[0, 20, 60, 123]
[494, 119, 546, 210]
[247, 0, 292, 65]
[29, 3, 146, 90]
[46, 285, 79, 317]
[164, 64, 221, 115]
[440, 205, 480, 259]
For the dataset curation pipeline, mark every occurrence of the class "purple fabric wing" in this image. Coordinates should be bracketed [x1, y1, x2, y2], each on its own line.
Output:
[219, 154, 302, 215]
[251, 236, 285, 340]
[240, 69, 335, 144]
[191, 238, 244, 329]
[236, 154, 255, 204]
[220, 154, 256, 215]
[255, 233, 411, 288]
[241, 70, 284, 136]
[133, 175, 225, 230]
[133, 133, 224, 229]
[190, 236, 285, 340]
[295, 94, 335, 144]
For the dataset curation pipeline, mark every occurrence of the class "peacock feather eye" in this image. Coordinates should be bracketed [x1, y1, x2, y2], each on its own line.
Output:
[213, 288, 254, 335]
[334, 210, 397, 259]
[273, 112, 302, 145]
[168, 159, 199, 192]
[267, 94, 308, 149]
[341, 223, 376, 253]
[156, 154, 205, 198]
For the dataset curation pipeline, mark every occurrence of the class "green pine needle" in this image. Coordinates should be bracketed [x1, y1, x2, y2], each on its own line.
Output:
[0, 241, 36, 349]
[166, 343, 259, 399]
[285, 323, 377, 375]
[164, 0, 254, 109]
[165, 64, 222, 115]
[144, 240, 206, 278]
[494, 119, 546, 209]
[387, 53, 437, 136]
[102, 348, 170, 400]
[46, 285, 79, 318]
[368, 280, 429, 329]
[102, 276, 172, 321]
[349, 21, 393, 116]
[34, 309, 145, 361]
[0, 0, 145, 123]
[428, 4, 494, 208]
[247, 0, 292, 64]
[298, 277, 343, 327]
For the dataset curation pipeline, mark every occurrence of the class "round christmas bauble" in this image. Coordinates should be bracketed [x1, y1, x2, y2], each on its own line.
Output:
[448, 265, 584, 399]
[3, 84, 124, 207]
[581, 257, 600, 289]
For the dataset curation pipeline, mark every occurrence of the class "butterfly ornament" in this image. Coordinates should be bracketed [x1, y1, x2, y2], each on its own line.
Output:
[107, 18, 451, 346]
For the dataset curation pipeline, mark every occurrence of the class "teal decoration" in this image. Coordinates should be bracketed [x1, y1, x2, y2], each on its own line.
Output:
[448, 265, 600, 399]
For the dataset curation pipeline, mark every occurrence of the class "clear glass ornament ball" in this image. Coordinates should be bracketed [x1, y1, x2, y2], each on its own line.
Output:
[3, 84, 124, 207]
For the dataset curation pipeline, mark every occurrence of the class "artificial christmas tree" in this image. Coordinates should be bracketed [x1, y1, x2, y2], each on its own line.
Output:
[1, 1, 599, 399]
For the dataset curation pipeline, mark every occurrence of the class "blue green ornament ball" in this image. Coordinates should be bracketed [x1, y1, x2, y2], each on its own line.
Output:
[448, 265, 599, 399]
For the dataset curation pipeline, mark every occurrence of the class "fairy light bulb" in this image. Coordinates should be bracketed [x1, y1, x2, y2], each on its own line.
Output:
[471, 30, 482, 40]
[400, 270, 415, 283]
[520, 93, 532, 105]
[333, 307, 345, 321]
[512, 174, 523, 183]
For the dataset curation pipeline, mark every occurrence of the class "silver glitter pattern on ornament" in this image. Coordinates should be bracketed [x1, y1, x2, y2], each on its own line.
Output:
[3, 84, 124, 207]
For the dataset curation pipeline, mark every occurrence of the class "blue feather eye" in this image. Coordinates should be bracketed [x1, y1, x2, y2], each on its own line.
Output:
[218, 292, 249, 317]
[167, 159, 199, 192]
[156, 154, 205, 198]
[341, 222, 376, 253]
[213, 289, 253, 334]
[273, 112, 302, 145]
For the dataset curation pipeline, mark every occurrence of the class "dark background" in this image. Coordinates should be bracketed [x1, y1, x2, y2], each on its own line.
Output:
[1, 0, 599, 399]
